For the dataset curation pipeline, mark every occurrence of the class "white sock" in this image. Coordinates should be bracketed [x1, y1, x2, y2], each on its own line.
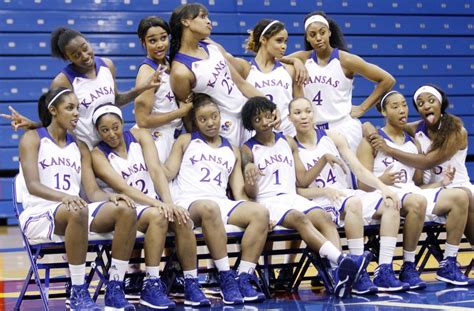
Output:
[214, 257, 230, 272]
[69, 263, 86, 286]
[319, 241, 342, 266]
[444, 243, 459, 259]
[379, 236, 397, 265]
[347, 238, 364, 256]
[109, 258, 129, 281]
[146, 266, 160, 279]
[184, 269, 198, 279]
[237, 260, 257, 275]
[403, 249, 416, 263]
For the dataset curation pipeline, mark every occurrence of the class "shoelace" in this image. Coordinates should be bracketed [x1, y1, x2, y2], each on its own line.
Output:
[403, 264, 420, 279]
[108, 282, 128, 303]
[358, 270, 372, 284]
[221, 272, 240, 293]
[146, 279, 167, 296]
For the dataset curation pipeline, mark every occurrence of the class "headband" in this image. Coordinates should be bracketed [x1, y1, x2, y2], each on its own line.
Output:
[413, 85, 442, 103]
[92, 104, 123, 125]
[380, 90, 400, 108]
[48, 89, 72, 108]
[260, 20, 281, 41]
[304, 15, 329, 31]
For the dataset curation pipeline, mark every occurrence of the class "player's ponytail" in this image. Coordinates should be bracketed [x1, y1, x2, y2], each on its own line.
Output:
[38, 88, 73, 127]
[246, 19, 285, 53]
[303, 11, 348, 52]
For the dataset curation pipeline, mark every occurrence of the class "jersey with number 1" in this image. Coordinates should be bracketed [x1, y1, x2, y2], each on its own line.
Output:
[19, 128, 82, 209]
[244, 132, 296, 201]
[172, 132, 236, 201]
[97, 131, 159, 200]
[303, 48, 353, 124]
[296, 129, 349, 189]
[372, 128, 418, 189]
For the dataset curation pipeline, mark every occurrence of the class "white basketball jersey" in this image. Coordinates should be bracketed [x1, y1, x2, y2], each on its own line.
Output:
[244, 132, 296, 201]
[62, 57, 116, 149]
[246, 59, 294, 135]
[415, 121, 470, 185]
[19, 128, 82, 209]
[97, 131, 159, 200]
[297, 129, 349, 189]
[172, 132, 236, 201]
[373, 128, 418, 189]
[135, 58, 182, 137]
[303, 48, 353, 124]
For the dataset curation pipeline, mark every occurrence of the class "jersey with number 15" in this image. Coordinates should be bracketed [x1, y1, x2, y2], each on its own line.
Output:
[244, 132, 296, 201]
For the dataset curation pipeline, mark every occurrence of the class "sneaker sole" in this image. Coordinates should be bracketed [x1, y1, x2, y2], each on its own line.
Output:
[104, 307, 135, 311]
[436, 275, 469, 286]
[351, 287, 378, 295]
[139, 299, 175, 309]
[376, 285, 410, 292]
[408, 282, 427, 290]
[220, 291, 244, 305]
[184, 299, 211, 306]
[334, 257, 357, 298]
[243, 294, 266, 302]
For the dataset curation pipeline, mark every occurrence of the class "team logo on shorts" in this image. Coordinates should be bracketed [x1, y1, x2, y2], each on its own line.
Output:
[221, 120, 232, 132]
[152, 131, 162, 140]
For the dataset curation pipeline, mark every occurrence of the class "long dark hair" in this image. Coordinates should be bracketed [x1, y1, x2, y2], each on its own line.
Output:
[413, 84, 464, 152]
[169, 3, 208, 62]
[50, 27, 85, 60]
[137, 16, 171, 46]
[303, 11, 348, 52]
[241, 96, 277, 131]
[246, 19, 285, 53]
[38, 88, 73, 127]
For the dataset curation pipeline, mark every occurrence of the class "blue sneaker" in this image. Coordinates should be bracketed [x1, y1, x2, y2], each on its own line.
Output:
[373, 264, 410, 292]
[184, 277, 210, 306]
[436, 257, 469, 286]
[237, 272, 265, 302]
[352, 270, 378, 295]
[350, 251, 372, 283]
[104, 280, 136, 311]
[332, 254, 357, 298]
[400, 262, 427, 289]
[69, 284, 101, 311]
[219, 270, 244, 305]
[139, 277, 175, 309]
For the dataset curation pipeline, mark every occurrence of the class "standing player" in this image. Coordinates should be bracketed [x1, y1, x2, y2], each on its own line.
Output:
[134, 16, 192, 162]
[168, 3, 268, 146]
[164, 93, 270, 304]
[90, 104, 210, 308]
[288, 11, 395, 152]
[241, 96, 395, 298]
[364, 89, 472, 285]
[17, 88, 138, 310]
[2, 27, 160, 150]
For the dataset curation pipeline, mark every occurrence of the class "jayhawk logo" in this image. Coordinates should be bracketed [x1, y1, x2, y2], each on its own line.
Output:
[221, 120, 232, 132]
[152, 131, 162, 140]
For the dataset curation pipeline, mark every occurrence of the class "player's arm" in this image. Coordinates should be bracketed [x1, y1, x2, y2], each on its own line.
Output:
[229, 146, 251, 201]
[226, 58, 264, 98]
[241, 144, 259, 199]
[163, 134, 190, 181]
[355, 133, 377, 192]
[170, 62, 195, 131]
[296, 186, 327, 199]
[280, 55, 309, 85]
[284, 64, 304, 97]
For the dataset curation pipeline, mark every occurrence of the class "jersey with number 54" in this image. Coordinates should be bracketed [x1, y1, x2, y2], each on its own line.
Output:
[244, 132, 296, 201]
[172, 132, 236, 201]
[303, 48, 353, 124]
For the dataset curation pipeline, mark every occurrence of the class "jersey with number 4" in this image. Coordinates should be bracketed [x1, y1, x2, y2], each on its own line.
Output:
[97, 131, 159, 200]
[296, 129, 349, 189]
[244, 132, 296, 201]
[372, 128, 417, 189]
[303, 48, 353, 124]
[172, 132, 236, 201]
[19, 128, 82, 209]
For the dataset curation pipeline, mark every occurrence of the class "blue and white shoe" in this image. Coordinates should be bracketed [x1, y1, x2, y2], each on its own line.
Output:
[332, 254, 357, 298]
[104, 280, 136, 311]
[237, 272, 265, 302]
[350, 251, 372, 283]
[219, 270, 244, 305]
[139, 277, 175, 309]
[184, 277, 210, 306]
[436, 257, 470, 286]
[69, 284, 101, 311]
[352, 270, 378, 295]
[400, 262, 427, 289]
[373, 264, 410, 292]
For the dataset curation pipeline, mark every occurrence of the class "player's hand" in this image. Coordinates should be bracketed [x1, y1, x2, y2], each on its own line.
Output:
[379, 164, 403, 186]
[381, 187, 400, 210]
[139, 65, 165, 92]
[292, 58, 309, 85]
[109, 193, 136, 209]
[323, 154, 347, 174]
[368, 133, 391, 153]
[325, 187, 346, 205]
[268, 109, 281, 130]
[156, 202, 174, 222]
[178, 93, 194, 115]
[171, 204, 191, 225]
[62, 195, 88, 212]
[350, 105, 365, 119]
[0, 106, 36, 131]
[441, 165, 456, 187]
[244, 163, 264, 186]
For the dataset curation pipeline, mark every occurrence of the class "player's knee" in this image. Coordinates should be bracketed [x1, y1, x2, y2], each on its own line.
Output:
[252, 204, 270, 223]
[450, 189, 469, 213]
[195, 201, 221, 220]
[345, 197, 362, 216]
[404, 195, 427, 218]
[70, 206, 89, 225]
[147, 208, 169, 229]
[115, 201, 138, 225]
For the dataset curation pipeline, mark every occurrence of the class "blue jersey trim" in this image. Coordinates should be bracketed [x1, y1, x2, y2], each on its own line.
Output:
[37, 127, 76, 146]
[378, 128, 414, 144]
[311, 48, 339, 65]
[97, 130, 136, 157]
[173, 41, 210, 71]
[191, 131, 232, 149]
[62, 56, 108, 85]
